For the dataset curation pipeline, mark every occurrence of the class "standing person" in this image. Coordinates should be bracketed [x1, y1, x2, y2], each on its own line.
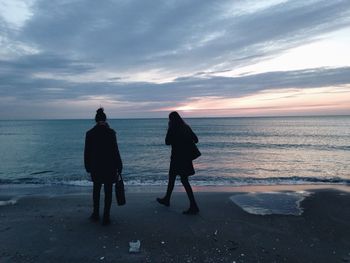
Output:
[84, 108, 122, 225]
[157, 111, 200, 215]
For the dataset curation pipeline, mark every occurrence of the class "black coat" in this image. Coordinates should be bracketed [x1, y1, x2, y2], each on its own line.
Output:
[84, 123, 123, 183]
[165, 124, 199, 176]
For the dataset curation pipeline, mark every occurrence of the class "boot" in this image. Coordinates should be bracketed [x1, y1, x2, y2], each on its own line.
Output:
[183, 203, 199, 215]
[89, 212, 100, 221]
[156, 197, 170, 207]
[102, 213, 111, 226]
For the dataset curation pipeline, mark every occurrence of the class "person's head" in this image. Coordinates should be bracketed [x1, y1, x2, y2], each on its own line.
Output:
[95, 107, 106, 122]
[169, 111, 185, 127]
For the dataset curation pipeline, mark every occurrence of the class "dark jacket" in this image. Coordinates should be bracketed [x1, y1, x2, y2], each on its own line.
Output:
[165, 124, 198, 176]
[84, 123, 122, 183]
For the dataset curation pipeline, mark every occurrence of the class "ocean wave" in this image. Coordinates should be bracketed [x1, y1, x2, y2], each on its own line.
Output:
[1, 176, 349, 187]
[30, 170, 54, 175]
[268, 143, 350, 151]
[201, 142, 350, 151]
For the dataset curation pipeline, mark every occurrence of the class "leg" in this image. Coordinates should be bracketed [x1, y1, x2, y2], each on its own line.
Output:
[157, 173, 176, 206]
[102, 183, 113, 225]
[91, 182, 102, 220]
[180, 176, 199, 214]
[164, 173, 176, 201]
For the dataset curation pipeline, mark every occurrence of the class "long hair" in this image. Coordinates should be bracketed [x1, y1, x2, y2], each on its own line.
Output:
[169, 111, 186, 129]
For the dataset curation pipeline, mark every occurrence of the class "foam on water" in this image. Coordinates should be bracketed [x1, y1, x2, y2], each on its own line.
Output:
[2, 176, 348, 187]
[0, 199, 17, 206]
[230, 191, 311, 215]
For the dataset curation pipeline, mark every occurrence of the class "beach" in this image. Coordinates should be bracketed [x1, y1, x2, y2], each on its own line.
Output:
[1, 185, 349, 263]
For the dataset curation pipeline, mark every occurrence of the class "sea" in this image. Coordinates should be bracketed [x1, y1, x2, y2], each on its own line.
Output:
[0, 116, 349, 187]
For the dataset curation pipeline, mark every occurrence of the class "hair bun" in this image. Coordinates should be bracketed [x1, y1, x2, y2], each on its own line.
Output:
[97, 108, 104, 114]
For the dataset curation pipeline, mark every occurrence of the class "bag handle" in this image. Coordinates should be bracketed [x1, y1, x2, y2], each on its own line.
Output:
[117, 172, 123, 182]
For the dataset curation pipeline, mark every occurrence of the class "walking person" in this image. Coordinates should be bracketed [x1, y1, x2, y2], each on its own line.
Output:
[157, 111, 200, 214]
[84, 108, 123, 225]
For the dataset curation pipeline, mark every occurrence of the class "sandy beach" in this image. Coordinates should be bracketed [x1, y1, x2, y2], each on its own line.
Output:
[1, 184, 350, 263]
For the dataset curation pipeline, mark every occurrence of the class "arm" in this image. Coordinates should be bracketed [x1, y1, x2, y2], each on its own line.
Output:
[165, 128, 172, 145]
[84, 133, 91, 173]
[114, 132, 123, 174]
[189, 126, 199, 144]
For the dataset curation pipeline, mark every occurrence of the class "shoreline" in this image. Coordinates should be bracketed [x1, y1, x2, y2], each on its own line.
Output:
[0, 183, 349, 197]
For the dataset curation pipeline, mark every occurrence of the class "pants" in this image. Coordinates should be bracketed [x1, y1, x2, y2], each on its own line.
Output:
[92, 182, 113, 216]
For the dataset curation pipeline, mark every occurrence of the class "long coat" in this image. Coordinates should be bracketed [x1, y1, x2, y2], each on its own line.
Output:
[84, 123, 123, 183]
[165, 124, 199, 176]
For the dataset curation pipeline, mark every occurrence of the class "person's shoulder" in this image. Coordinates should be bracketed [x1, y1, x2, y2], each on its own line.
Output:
[184, 125, 196, 137]
[184, 124, 192, 132]
[107, 127, 116, 135]
[86, 126, 96, 135]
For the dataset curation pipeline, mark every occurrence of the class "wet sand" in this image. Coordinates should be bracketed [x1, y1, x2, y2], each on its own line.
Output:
[0, 185, 350, 262]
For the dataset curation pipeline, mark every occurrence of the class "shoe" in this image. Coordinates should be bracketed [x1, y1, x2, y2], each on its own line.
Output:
[156, 197, 170, 207]
[89, 213, 100, 221]
[102, 216, 111, 226]
[182, 207, 199, 215]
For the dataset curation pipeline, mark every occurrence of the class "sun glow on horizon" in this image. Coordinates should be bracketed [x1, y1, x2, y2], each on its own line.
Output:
[158, 86, 350, 116]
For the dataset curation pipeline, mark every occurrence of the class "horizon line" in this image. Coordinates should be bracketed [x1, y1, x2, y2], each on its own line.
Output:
[0, 114, 349, 121]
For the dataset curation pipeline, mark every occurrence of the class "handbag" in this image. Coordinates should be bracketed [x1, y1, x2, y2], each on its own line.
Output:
[115, 173, 126, 206]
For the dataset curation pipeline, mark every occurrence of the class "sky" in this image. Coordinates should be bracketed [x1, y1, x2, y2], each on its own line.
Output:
[0, 0, 350, 119]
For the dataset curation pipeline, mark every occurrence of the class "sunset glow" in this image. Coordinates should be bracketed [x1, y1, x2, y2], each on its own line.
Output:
[163, 86, 350, 116]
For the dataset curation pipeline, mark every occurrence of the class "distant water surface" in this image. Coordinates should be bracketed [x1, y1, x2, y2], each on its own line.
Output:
[0, 116, 349, 186]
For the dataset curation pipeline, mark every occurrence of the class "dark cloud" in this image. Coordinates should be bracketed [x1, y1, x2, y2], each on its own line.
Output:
[117, 67, 350, 101]
[1, 63, 349, 103]
[0, 53, 93, 75]
[17, 0, 350, 72]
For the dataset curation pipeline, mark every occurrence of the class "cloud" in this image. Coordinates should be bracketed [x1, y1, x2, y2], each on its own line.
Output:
[15, 0, 350, 73]
[0, 0, 350, 118]
[1, 64, 350, 118]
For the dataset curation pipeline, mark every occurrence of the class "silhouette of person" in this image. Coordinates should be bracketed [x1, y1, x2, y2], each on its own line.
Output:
[157, 111, 200, 214]
[84, 108, 122, 225]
